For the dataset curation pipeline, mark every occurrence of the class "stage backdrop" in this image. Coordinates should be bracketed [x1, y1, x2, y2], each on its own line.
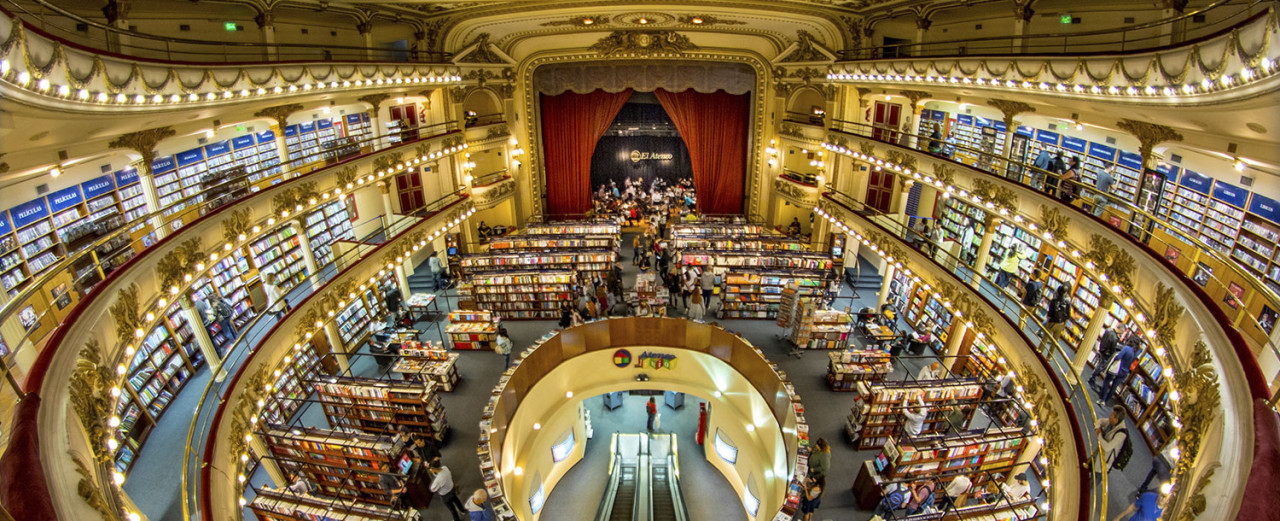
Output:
[541, 89, 633, 217]
[590, 135, 693, 191]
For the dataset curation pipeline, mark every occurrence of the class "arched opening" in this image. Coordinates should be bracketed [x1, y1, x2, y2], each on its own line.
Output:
[462, 89, 504, 127]
[786, 87, 827, 126]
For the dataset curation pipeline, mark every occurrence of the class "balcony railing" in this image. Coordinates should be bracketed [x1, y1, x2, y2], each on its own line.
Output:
[838, 0, 1264, 59]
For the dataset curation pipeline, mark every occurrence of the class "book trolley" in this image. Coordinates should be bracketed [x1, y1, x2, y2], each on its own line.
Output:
[311, 376, 448, 441]
[260, 425, 399, 505]
[249, 487, 418, 521]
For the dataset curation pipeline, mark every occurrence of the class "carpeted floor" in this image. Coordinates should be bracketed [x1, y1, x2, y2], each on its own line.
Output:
[126, 232, 1154, 521]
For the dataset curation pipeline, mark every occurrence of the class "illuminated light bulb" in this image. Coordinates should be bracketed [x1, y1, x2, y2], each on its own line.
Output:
[714, 390, 722, 398]
[566, 391, 574, 398]
[113, 471, 126, 485]
[97, 92, 108, 102]
[513, 466, 524, 476]
[108, 438, 120, 451]
[1160, 482, 1172, 495]
[109, 416, 122, 428]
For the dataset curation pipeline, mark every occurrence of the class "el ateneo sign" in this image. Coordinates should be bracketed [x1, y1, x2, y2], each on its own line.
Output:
[630, 150, 675, 162]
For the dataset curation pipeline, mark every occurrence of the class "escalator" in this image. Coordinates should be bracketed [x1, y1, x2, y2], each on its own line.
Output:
[596, 433, 689, 521]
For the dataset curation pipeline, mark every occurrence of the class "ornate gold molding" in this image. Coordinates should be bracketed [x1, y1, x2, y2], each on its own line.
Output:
[779, 122, 805, 138]
[335, 165, 360, 189]
[357, 93, 392, 112]
[1170, 340, 1220, 520]
[486, 124, 511, 140]
[457, 33, 505, 64]
[1151, 283, 1186, 345]
[109, 283, 144, 345]
[1083, 234, 1136, 294]
[1019, 362, 1063, 467]
[1116, 119, 1184, 167]
[69, 339, 111, 463]
[71, 454, 117, 521]
[987, 98, 1036, 128]
[108, 127, 175, 173]
[898, 90, 932, 111]
[155, 237, 204, 293]
[541, 15, 611, 27]
[221, 208, 253, 245]
[773, 177, 819, 208]
[270, 181, 320, 217]
[473, 177, 517, 210]
[589, 31, 698, 56]
[779, 31, 831, 63]
[1038, 205, 1071, 241]
[931, 163, 956, 187]
[252, 104, 304, 130]
[884, 150, 917, 173]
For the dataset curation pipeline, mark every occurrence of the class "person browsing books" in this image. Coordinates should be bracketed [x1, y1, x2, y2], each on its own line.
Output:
[902, 396, 929, 437]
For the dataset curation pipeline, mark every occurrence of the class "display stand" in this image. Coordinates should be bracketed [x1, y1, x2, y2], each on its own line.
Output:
[602, 391, 626, 410]
[446, 310, 497, 350]
[792, 308, 853, 349]
[827, 351, 892, 390]
[393, 342, 461, 392]
[404, 293, 439, 322]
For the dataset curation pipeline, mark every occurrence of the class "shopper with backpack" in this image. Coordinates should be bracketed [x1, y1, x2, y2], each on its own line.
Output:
[872, 482, 909, 519]
[905, 479, 937, 515]
[212, 296, 237, 344]
[1094, 405, 1130, 471]
[1041, 285, 1072, 351]
[1087, 324, 1121, 390]
[1019, 269, 1044, 329]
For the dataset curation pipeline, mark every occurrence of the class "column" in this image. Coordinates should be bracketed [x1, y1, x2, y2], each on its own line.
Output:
[357, 22, 375, 60]
[101, 0, 131, 54]
[271, 125, 291, 179]
[394, 263, 410, 296]
[896, 180, 914, 228]
[179, 296, 227, 381]
[378, 181, 395, 219]
[369, 109, 386, 151]
[1011, 2, 1034, 53]
[245, 432, 285, 486]
[877, 263, 897, 309]
[1009, 434, 1044, 481]
[907, 105, 925, 149]
[1071, 294, 1114, 376]
[291, 218, 320, 276]
[944, 320, 969, 371]
[138, 169, 168, 240]
[913, 12, 932, 57]
[322, 322, 351, 373]
[412, 30, 426, 61]
[255, 11, 277, 60]
[969, 216, 999, 285]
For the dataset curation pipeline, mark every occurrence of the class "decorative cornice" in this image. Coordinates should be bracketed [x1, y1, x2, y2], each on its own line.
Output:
[987, 98, 1036, 128]
[457, 33, 505, 64]
[1170, 341, 1220, 521]
[779, 122, 806, 138]
[1018, 362, 1063, 468]
[357, 93, 393, 111]
[71, 453, 117, 521]
[588, 31, 698, 56]
[252, 104, 304, 130]
[1116, 119, 1184, 167]
[898, 90, 932, 111]
[473, 176, 517, 210]
[779, 30, 832, 63]
[107, 127, 175, 173]
[335, 165, 360, 188]
[270, 181, 320, 217]
[676, 14, 746, 26]
[773, 177, 819, 207]
[541, 15, 611, 27]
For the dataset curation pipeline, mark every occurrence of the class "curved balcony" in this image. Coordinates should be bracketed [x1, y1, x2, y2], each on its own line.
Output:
[825, 4, 1279, 104]
[0, 116, 474, 520]
[811, 121, 1266, 520]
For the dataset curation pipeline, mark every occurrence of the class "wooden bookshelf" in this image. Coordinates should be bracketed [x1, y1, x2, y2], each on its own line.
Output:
[721, 270, 831, 319]
[459, 250, 614, 277]
[883, 426, 1027, 486]
[311, 377, 448, 441]
[262, 343, 326, 425]
[852, 380, 983, 449]
[447, 310, 497, 350]
[261, 425, 398, 505]
[249, 487, 416, 521]
[458, 271, 573, 319]
[671, 234, 808, 252]
[680, 249, 834, 271]
[486, 233, 617, 252]
[827, 351, 892, 390]
[793, 308, 852, 349]
[524, 221, 620, 236]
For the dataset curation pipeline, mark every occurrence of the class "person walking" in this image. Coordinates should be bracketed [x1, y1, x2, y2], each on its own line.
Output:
[211, 296, 237, 343]
[1138, 441, 1178, 493]
[632, 234, 643, 266]
[262, 272, 288, 319]
[465, 489, 494, 521]
[687, 290, 705, 321]
[495, 327, 513, 369]
[646, 397, 657, 432]
[1041, 285, 1072, 351]
[699, 268, 716, 313]
[1087, 324, 1121, 390]
[429, 462, 467, 521]
[995, 246, 1024, 289]
[681, 268, 697, 309]
[1099, 340, 1137, 405]
[1019, 269, 1044, 329]
[1111, 489, 1166, 521]
[1093, 165, 1116, 217]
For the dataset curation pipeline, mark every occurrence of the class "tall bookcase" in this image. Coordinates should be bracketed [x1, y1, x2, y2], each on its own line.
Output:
[851, 380, 983, 449]
[827, 351, 892, 390]
[722, 270, 830, 319]
[305, 201, 355, 266]
[112, 322, 198, 473]
[881, 426, 1027, 486]
[459, 250, 614, 278]
[312, 377, 448, 441]
[251, 226, 308, 289]
[457, 271, 573, 319]
[261, 425, 398, 505]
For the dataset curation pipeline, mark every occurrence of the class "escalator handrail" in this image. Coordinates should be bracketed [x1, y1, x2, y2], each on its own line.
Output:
[595, 435, 625, 521]
[665, 452, 689, 521]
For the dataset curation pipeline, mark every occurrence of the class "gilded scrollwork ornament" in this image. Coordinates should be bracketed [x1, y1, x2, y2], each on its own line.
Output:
[1083, 234, 1136, 294]
[221, 208, 253, 246]
[108, 127, 176, 172]
[109, 283, 144, 345]
[1116, 119, 1183, 167]
[69, 339, 113, 463]
[1168, 341, 1220, 521]
[252, 104, 304, 130]
[1038, 205, 1071, 242]
[1150, 283, 1186, 345]
[71, 453, 118, 521]
[1018, 362, 1063, 467]
[155, 237, 204, 295]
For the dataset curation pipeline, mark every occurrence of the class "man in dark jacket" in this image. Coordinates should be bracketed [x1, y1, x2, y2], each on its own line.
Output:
[1099, 340, 1137, 406]
[1087, 325, 1121, 390]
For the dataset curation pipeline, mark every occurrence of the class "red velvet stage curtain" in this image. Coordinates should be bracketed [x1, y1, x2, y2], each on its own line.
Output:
[540, 89, 633, 217]
[654, 89, 749, 215]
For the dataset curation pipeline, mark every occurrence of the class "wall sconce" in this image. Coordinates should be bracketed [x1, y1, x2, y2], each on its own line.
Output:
[464, 174, 474, 184]
[765, 146, 778, 156]
[767, 157, 778, 168]
[1234, 158, 1246, 171]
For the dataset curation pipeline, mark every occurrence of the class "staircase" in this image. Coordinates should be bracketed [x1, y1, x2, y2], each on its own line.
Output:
[408, 257, 445, 292]
[844, 255, 884, 297]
